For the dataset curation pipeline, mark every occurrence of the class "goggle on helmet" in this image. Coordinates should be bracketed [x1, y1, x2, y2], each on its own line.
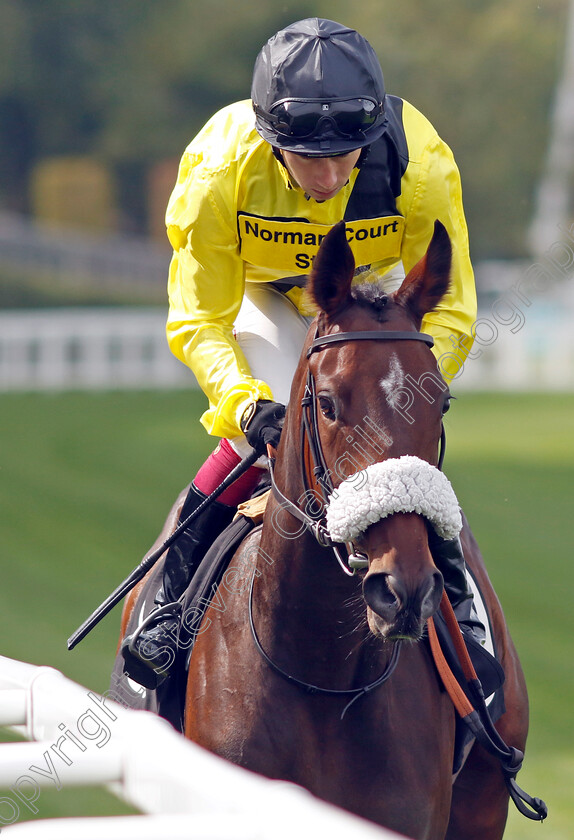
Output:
[252, 18, 387, 157]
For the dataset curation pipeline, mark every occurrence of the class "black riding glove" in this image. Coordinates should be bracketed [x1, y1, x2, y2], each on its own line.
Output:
[240, 399, 286, 455]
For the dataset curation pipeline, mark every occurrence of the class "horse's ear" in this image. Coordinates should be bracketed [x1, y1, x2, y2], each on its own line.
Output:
[392, 221, 452, 327]
[307, 221, 354, 317]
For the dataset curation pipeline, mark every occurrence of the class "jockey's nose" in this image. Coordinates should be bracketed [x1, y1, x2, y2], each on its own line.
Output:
[315, 158, 339, 191]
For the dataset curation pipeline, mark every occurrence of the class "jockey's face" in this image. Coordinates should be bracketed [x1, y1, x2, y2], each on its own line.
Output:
[281, 149, 361, 202]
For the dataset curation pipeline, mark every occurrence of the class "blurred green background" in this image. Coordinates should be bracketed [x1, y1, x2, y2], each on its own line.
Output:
[0, 0, 570, 263]
[0, 0, 573, 836]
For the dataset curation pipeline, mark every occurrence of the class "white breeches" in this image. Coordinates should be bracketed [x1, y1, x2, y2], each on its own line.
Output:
[229, 283, 312, 459]
[228, 266, 405, 459]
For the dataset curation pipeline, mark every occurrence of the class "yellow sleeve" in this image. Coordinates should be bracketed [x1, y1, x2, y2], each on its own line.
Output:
[398, 107, 477, 383]
[165, 143, 273, 439]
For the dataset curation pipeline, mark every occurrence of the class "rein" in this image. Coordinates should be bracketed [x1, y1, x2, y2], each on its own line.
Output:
[250, 326, 440, 714]
[428, 594, 548, 822]
[248, 570, 401, 719]
[256, 324, 547, 818]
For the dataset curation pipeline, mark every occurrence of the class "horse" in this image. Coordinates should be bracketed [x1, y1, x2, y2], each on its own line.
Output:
[113, 221, 531, 840]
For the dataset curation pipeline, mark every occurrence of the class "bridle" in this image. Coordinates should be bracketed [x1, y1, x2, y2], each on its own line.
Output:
[251, 325, 441, 710]
[248, 571, 401, 719]
[268, 326, 444, 575]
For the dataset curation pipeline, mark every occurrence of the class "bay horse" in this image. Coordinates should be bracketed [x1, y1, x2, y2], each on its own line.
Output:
[114, 221, 533, 839]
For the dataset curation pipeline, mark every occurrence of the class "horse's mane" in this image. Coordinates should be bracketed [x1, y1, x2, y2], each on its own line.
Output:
[349, 283, 389, 322]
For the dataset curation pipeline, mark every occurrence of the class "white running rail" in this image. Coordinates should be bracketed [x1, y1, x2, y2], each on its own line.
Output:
[0, 309, 190, 391]
[1, 301, 574, 393]
[0, 655, 402, 839]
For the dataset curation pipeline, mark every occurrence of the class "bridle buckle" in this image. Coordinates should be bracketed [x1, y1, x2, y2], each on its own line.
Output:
[313, 520, 333, 547]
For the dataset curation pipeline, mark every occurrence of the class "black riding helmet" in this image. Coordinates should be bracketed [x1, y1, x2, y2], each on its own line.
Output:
[252, 18, 387, 157]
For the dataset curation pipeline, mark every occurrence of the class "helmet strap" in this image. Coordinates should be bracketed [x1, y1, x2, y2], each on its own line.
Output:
[357, 146, 371, 167]
[272, 146, 286, 165]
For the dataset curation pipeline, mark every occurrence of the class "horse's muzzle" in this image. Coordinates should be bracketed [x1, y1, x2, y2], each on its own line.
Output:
[362, 569, 443, 640]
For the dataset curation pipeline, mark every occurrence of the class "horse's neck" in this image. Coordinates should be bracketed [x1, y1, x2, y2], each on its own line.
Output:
[254, 410, 389, 684]
[260, 517, 356, 614]
[256, 501, 378, 688]
[261, 433, 360, 633]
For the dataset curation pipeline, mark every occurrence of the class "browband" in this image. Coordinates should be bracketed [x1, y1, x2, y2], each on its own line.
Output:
[307, 330, 434, 357]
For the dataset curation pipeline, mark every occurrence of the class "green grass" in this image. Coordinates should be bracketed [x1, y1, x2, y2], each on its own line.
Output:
[0, 391, 214, 689]
[0, 390, 572, 836]
[444, 392, 574, 840]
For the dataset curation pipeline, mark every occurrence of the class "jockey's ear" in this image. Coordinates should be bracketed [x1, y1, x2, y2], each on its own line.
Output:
[307, 221, 354, 318]
[393, 220, 452, 327]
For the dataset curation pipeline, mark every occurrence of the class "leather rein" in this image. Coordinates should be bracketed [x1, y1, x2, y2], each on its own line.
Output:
[250, 326, 549, 818]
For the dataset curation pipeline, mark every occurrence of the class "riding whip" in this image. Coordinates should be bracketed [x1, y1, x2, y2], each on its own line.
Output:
[67, 448, 260, 650]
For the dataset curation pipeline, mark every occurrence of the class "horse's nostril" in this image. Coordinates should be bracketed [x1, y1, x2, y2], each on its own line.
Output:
[420, 571, 444, 620]
[363, 570, 443, 625]
[363, 573, 401, 622]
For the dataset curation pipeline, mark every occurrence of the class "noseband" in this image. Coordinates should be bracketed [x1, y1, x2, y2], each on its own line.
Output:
[269, 326, 445, 575]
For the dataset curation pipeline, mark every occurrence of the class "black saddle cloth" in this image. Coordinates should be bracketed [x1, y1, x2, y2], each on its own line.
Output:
[178, 515, 258, 667]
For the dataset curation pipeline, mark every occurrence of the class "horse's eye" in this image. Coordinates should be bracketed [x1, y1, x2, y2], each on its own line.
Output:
[442, 393, 455, 415]
[318, 395, 337, 420]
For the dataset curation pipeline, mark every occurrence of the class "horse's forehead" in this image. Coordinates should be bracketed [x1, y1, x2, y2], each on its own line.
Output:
[380, 351, 405, 394]
[322, 309, 423, 373]
[308, 302, 435, 402]
[312, 308, 441, 416]
[333, 299, 411, 335]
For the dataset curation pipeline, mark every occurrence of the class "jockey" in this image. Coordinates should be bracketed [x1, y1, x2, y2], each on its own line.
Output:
[122, 18, 482, 689]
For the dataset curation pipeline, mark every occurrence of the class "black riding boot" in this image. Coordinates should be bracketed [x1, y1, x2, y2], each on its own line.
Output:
[121, 484, 235, 689]
[427, 530, 486, 645]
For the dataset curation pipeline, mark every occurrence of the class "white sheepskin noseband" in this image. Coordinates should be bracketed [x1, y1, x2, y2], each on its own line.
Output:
[325, 455, 462, 543]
